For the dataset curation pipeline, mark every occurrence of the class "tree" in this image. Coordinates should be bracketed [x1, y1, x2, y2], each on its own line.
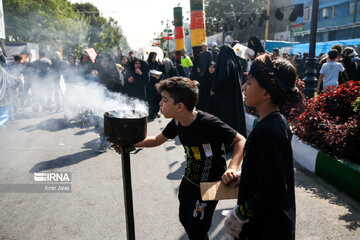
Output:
[3, 0, 89, 54]
[72, 3, 129, 53]
[3, 0, 129, 57]
[205, 0, 266, 43]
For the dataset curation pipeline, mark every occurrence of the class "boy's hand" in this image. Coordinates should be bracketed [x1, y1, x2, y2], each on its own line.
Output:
[221, 169, 240, 185]
[224, 206, 249, 237]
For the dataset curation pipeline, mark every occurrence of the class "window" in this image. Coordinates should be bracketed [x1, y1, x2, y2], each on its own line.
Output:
[304, 6, 311, 22]
[349, 1, 360, 14]
[322, 8, 330, 19]
[332, 6, 336, 19]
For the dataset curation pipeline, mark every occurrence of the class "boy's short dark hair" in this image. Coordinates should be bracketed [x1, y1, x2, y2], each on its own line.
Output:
[328, 49, 339, 60]
[156, 77, 198, 111]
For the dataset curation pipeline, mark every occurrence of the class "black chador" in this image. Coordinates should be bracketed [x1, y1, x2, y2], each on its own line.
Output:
[212, 44, 247, 137]
[95, 53, 124, 93]
[197, 65, 215, 113]
[124, 58, 149, 100]
[147, 52, 162, 118]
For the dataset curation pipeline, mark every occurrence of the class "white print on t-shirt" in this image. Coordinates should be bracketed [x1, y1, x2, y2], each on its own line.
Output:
[193, 200, 207, 220]
[202, 143, 213, 157]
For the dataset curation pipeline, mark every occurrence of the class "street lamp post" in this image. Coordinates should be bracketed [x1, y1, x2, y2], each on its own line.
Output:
[303, 0, 319, 98]
[162, 19, 171, 56]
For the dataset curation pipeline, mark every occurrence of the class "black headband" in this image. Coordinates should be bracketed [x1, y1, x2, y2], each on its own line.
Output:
[249, 61, 295, 95]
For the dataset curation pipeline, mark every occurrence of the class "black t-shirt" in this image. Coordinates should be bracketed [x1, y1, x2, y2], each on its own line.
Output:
[237, 111, 295, 240]
[162, 110, 237, 186]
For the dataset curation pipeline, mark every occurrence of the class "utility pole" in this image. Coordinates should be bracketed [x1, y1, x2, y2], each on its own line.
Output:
[265, 0, 270, 40]
[351, 0, 358, 38]
[162, 19, 172, 56]
[303, 0, 319, 98]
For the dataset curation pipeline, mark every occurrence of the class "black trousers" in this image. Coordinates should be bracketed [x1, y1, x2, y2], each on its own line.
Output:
[178, 178, 218, 240]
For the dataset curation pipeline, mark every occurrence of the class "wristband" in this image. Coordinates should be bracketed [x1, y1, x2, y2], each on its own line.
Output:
[235, 202, 253, 221]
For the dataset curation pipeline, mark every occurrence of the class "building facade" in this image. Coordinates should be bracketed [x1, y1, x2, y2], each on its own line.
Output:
[292, 0, 360, 43]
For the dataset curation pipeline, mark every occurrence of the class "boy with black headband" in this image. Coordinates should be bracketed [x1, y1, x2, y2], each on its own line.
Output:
[225, 54, 296, 240]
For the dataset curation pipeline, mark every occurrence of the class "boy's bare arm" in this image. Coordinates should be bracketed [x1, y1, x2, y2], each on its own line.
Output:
[221, 133, 246, 184]
[134, 133, 168, 148]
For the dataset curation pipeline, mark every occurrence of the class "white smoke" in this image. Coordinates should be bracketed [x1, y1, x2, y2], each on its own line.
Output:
[62, 79, 148, 120]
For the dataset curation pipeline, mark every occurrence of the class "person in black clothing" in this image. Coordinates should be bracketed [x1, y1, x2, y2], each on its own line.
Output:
[79, 54, 93, 81]
[114, 47, 123, 64]
[49, 51, 66, 111]
[124, 58, 149, 100]
[210, 42, 220, 63]
[147, 52, 163, 119]
[63, 54, 78, 84]
[247, 36, 265, 58]
[120, 56, 130, 77]
[225, 54, 296, 240]
[116, 77, 246, 240]
[212, 44, 247, 137]
[31, 49, 52, 112]
[95, 53, 124, 93]
[92, 53, 124, 152]
[342, 47, 358, 82]
[196, 61, 216, 113]
[294, 52, 305, 79]
[197, 43, 213, 78]
[162, 52, 179, 78]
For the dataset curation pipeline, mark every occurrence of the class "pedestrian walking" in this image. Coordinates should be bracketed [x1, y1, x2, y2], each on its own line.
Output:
[225, 54, 296, 240]
[317, 49, 345, 93]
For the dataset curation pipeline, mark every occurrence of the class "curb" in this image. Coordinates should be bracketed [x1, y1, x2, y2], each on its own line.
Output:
[245, 113, 360, 202]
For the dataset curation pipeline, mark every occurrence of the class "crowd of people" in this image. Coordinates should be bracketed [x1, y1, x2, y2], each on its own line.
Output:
[1, 36, 359, 239]
[1, 38, 358, 144]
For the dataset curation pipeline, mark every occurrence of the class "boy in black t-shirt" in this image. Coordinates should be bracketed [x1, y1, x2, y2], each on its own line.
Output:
[119, 77, 246, 239]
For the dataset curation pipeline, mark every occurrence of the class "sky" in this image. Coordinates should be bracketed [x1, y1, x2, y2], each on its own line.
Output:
[70, 0, 191, 51]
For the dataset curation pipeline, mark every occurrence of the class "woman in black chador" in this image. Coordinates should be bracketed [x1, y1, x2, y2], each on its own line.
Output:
[212, 44, 247, 137]
[197, 61, 216, 113]
[147, 52, 163, 119]
[124, 58, 149, 100]
[95, 53, 124, 93]
[79, 54, 93, 81]
[247, 36, 265, 57]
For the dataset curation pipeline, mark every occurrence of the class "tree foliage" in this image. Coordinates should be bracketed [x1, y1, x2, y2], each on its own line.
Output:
[72, 3, 129, 53]
[205, 0, 266, 43]
[3, 0, 129, 56]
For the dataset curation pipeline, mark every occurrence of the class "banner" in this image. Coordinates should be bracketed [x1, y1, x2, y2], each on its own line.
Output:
[85, 48, 97, 63]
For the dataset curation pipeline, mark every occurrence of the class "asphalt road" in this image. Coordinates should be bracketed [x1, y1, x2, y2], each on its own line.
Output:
[0, 108, 359, 240]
